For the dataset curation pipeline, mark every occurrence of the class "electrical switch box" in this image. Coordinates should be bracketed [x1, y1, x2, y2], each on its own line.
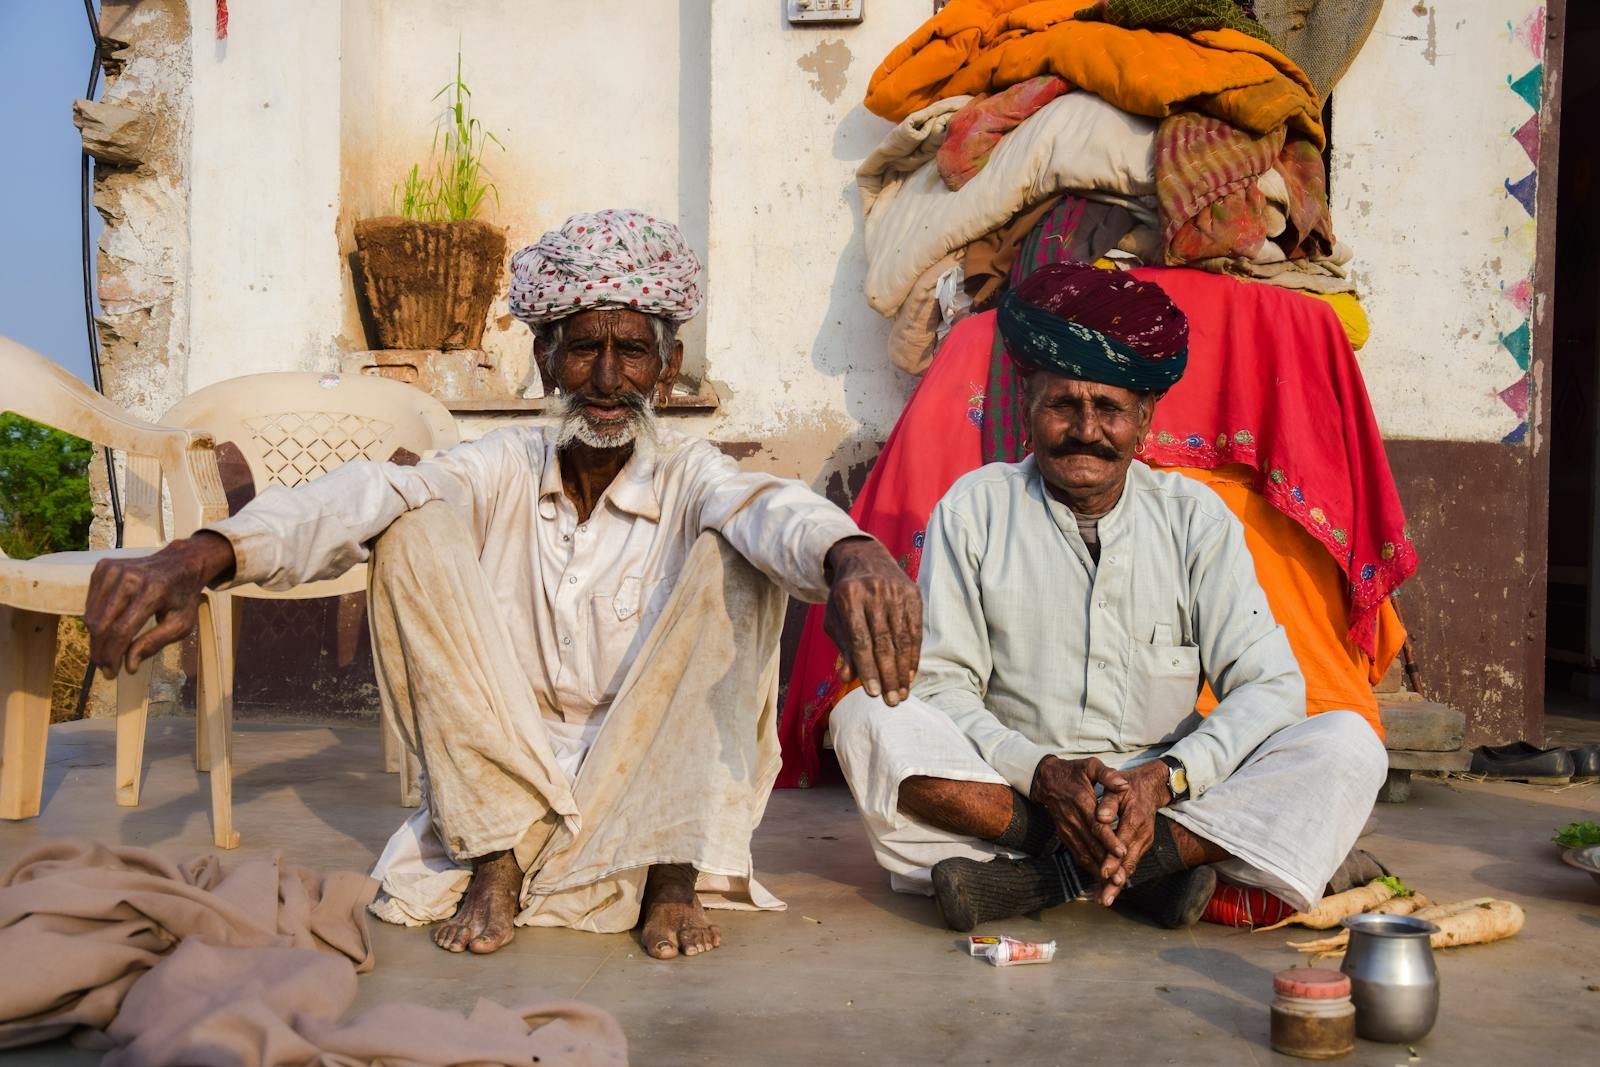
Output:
[787, 0, 864, 25]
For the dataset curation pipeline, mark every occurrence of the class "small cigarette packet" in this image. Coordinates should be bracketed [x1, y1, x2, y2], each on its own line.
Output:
[986, 937, 1057, 966]
[965, 935, 1002, 957]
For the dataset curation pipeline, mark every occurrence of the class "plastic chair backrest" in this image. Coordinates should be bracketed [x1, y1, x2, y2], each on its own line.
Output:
[0, 336, 226, 551]
[164, 372, 460, 494]
[162, 371, 460, 598]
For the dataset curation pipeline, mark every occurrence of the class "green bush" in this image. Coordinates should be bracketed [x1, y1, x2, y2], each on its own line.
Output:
[0, 413, 94, 559]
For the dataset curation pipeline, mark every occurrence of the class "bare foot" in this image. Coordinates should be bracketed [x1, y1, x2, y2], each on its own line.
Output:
[638, 863, 721, 959]
[433, 849, 522, 954]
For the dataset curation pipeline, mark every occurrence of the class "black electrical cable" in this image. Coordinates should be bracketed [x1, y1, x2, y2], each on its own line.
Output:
[79, 0, 120, 546]
[76, 0, 122, 718]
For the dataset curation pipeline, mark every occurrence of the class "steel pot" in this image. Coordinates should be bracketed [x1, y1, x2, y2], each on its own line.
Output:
[1339, 913, 1440, 1043]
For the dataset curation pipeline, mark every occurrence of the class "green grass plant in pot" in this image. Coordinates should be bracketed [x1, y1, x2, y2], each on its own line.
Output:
[355, 54, 508, 351]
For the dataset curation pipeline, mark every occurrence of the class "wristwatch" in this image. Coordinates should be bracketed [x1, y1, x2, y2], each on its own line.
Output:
[1159, 755, 1189, 803]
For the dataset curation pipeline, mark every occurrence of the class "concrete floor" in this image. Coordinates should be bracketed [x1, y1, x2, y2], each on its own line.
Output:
[1, 717, 1597, 1066]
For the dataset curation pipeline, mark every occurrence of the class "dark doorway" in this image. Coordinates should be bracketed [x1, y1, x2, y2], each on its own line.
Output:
[1544, 3, 1600, 737]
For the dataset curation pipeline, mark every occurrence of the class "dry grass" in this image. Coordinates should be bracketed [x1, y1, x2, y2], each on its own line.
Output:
[50, 616, 88, 723]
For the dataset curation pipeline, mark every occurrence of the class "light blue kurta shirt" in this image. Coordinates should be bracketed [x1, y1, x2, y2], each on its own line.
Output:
[911, 457, 1306, 799]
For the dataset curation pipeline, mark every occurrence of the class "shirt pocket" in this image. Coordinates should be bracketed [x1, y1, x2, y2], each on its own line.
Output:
[613, 573, 677, 623]
[589, 573, 679, 699]
[1123, 632, 1201, 747]
[612, 575, 644, 621]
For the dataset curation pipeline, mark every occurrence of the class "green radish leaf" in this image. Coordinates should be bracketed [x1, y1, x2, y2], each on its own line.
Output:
[1372, 875, 1412, 897]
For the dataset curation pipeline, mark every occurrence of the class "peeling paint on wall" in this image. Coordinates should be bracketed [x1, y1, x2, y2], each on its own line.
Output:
[796, 39, 853, 104]
[83, 1, 195, 717]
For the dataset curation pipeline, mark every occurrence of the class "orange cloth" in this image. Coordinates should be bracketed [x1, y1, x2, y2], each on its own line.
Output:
[1168, 466, 1404, 738]
[865, 0, 1323, 147]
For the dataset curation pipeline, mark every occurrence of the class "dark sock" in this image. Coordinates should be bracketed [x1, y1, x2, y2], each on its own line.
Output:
[990, 793, 1061, 856]
[931, 853, 1086, 932]
[1120, 865, 1217, 929]
[1125, 815, 1188, 889]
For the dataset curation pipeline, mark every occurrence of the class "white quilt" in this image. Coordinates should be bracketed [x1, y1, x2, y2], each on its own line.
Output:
[859, 92, 1157, 317]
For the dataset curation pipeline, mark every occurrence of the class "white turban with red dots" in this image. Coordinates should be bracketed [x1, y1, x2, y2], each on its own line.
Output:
[508, 208, 705, 325]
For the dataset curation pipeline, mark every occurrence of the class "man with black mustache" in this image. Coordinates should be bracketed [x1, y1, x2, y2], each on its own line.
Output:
[83, 209, 921, 960]
[830, 263, 1387, 932]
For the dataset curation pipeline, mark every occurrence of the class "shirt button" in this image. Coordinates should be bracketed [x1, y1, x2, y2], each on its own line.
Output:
[562, 534, 570, 543]
[568, 576, 578, 584]
[577, 524, 587, 534]
[1097, 599, 1107, 609]
[562, 636, 571, 646]
[1097, 661, 1106, 670]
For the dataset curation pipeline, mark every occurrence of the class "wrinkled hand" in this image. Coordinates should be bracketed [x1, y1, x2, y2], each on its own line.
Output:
[85, 532, 236, 679]
[1092, 759, 1173, 905]
[1031, 755, 1129, 873]
[822, 537, 922, 706]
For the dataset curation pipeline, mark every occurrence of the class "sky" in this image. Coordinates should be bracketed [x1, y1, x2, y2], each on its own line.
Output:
[0, 2, 101, 382]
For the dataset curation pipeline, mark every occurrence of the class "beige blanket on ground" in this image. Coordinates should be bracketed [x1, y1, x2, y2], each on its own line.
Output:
[0, 840, 627, 1066]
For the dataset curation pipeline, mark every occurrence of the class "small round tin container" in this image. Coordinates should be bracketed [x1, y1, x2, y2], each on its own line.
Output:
[1270, 967, 1356, 1060]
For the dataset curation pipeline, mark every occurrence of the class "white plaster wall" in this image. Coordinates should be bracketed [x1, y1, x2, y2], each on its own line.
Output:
[348, 0, 701, 396]
[178, 0, 1554, 475]
[1334, 1, 1549, 443]
[697, 1, 925, 477]
[185, 1, 346, 391]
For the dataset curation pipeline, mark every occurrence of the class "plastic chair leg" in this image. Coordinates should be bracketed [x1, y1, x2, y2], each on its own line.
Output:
[195, 683, 209, 773]
[114, 657, 154, 806]
[196, 595, 240, 774]
[0, 608, 58, 820]
[197, 595, 239, 849]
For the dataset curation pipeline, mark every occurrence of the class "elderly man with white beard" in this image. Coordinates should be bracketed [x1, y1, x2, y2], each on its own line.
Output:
[82, 209, 922, 959]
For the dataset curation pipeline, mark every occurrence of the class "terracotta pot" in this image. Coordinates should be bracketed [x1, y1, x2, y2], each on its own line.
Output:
[354, 217, 507, 350]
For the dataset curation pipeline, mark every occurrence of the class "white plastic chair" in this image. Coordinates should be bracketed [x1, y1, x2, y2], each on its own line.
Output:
[0, 337, 229, 832]
[159, 371, 460, 829]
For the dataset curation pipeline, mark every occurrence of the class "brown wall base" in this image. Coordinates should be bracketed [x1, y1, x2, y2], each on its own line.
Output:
[1386, 440, 1544, 746]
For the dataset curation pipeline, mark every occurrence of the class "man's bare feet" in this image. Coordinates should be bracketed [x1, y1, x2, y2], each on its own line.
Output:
[639, 863, 721, 959]
[433, 849, 522, 954]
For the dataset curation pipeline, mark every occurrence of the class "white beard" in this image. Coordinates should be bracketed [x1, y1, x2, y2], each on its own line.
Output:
[553, 392, 660, 454]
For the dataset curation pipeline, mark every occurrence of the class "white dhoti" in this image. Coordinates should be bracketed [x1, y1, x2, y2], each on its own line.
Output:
[364, 503, 787, 933]
[830, 690, 1387, 911]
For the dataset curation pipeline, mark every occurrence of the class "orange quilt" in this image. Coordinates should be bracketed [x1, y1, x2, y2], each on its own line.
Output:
[1171, 465, 1405, 738]
[865, 0, 1323, 147]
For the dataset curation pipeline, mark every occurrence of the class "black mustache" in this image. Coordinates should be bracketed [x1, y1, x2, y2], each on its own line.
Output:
[1043, 438, 1121, 461]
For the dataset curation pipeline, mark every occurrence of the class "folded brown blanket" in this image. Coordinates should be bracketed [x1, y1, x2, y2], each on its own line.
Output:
[0, 840, 627, 1066]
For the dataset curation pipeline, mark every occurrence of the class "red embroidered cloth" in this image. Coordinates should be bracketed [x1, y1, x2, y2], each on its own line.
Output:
[1136, 266, 1414, 655]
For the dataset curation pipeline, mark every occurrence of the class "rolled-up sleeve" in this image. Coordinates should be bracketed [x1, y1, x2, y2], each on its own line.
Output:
[913, 499, 1053, 794]
[202, 433, 512, 591]
[1163, 508, 1306, 798]
[687, 450, 864, 604]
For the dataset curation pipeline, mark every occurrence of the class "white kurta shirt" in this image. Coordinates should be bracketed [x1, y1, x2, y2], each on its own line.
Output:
[205, 426, 863, 721]
[912, 457, 1306, 799]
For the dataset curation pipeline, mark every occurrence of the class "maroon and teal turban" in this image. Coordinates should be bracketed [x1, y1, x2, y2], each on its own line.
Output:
[997, 262, 1188, 391]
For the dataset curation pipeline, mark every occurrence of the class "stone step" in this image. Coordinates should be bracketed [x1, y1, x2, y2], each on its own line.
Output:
[1378, 698, 1466, 752]
[1385, 748, 1472, 772]
[1379, 748, 1472, 804]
